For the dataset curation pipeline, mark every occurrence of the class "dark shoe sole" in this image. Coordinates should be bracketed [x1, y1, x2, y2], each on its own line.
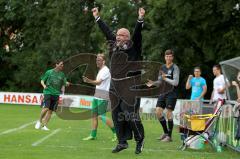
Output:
[112, 145, 128, 153]
[135, 140, 144, 154]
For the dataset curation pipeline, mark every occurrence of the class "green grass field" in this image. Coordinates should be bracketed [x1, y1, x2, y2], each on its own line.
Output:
[0, 104, 239, 159]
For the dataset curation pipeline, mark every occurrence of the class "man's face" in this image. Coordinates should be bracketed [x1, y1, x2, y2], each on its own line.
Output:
[116, 29, 130, 46]
[56, 61, 64, 71]
[194, 69, 201, 77]
[212, 67, 220, 76]
[96, 56, 104, 68]
[165, 54, 174, 64]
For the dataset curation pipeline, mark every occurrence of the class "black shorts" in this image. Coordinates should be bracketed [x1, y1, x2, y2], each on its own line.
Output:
[156, 94, 177, 111]
[41, 94, 59, 111]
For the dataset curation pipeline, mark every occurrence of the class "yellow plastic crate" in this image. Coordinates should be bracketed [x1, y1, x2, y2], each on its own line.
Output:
[189, 118, 206, 131]
[184, 114, 216, 131]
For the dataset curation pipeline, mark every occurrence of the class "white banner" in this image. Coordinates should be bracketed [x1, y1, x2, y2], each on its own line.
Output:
[140, 98, 202, 125]
[0, 92, 43, 105]
[140, 97, 180, 124]
[0, 92, 94, 109]
[1, 92, 202, 121]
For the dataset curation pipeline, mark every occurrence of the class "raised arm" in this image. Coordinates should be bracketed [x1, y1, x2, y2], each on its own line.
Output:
[92, 8, 115, 41]
[186, 75, 193, 90]
[132, 8, 145, 56]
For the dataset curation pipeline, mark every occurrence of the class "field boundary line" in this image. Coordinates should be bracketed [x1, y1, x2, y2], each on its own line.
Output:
[0, 121, 35, 136]
[32, 128, 61, 146]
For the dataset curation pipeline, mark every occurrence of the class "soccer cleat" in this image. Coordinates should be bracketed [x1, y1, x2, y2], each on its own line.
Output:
[41, 126, 50, 131]
[112, 144, 128, 153]
[157, 133, 168, 140]
[35, 121, 41, 129]
[161, 136, 172, 142]
[82, 136, 96, 141]
[111, 134, 117, 142]
[135, 139, 144, 154]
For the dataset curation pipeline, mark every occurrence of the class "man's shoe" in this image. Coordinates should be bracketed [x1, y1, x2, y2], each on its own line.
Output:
[82, 136, 96, 141]
[111, 134, 117, 142]
[135, 139, 144, 154]
[41, 126, 50, 131]
[35, 121, 41, 129]
[157, 133, 168, 140]
[161, 136, 172, 142]
[112, 144, 128, 153]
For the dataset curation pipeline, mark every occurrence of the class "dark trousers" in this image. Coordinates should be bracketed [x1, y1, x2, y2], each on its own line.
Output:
[110, 91, 144, 143]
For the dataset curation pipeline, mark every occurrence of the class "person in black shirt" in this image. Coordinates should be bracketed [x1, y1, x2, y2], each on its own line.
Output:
[91, 7, 145, 154]
[146, 49, 180, 142]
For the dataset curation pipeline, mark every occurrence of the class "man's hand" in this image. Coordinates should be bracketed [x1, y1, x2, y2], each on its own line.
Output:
[188, 75, 193, 80]
[237, 98, 240, 103]
[209, 100, 213, 105]
[138, 8, 145, 19]
[146, 79, 154, 87]
[232, 81, 238, 86]
[195, 97, 201, 101]
[66, 82, 71, 87]
[43, 85, 47, 89]
[92, 7, 99, 18]
[217, 87, 225, 94]
[82, 76, 90, 83]
[161, 72, 166, 80]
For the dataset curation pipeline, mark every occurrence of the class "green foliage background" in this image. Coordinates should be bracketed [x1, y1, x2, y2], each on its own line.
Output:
[0, 0, 239, 98]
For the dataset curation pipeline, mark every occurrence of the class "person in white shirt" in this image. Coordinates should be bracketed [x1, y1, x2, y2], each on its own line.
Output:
[211, 64, 227, 103]
[82, 53, 117, 141]
[232, 71, 240, 103]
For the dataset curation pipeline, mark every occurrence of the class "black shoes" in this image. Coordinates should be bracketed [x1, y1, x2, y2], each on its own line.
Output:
[112, 140, 144, 154]
[135, 139, 144, 154]
[112, 144, 128, 153]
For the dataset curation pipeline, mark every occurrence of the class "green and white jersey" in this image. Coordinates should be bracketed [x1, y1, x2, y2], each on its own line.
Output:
[41, 69, 67, 95]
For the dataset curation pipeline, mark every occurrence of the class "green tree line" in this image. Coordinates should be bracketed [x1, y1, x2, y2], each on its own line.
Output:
[0, 0, 239, 98]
